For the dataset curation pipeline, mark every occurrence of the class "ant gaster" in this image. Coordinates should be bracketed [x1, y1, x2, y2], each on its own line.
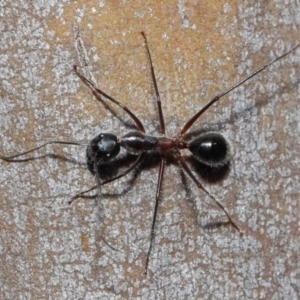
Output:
[1, 32, 299, 274]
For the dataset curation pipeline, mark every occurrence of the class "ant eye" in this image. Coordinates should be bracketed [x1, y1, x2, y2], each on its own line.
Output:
[188, 132, 229, 167]
[87, 133, 120, 174]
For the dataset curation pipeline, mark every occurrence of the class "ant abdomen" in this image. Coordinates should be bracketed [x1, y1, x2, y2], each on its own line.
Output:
[87, 133, 120, 174]
[188, 132, 229, 167]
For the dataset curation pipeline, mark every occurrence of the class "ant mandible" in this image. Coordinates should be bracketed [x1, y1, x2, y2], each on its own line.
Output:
[0, 32, 299, 274]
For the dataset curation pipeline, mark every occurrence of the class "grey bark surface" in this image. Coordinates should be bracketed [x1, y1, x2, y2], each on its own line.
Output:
[0, 1, 299, 299]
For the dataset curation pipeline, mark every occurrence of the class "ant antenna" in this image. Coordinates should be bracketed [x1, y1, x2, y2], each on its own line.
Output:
[0, 141, 84, 162]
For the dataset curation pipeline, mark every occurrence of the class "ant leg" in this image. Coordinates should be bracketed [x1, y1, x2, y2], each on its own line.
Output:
[93, 163, 122, 253]
[101, 152, 146, 185]
[175, 152, 242, 236]
[180, 43, 300, 135]
[0, 141, 83, 162]
[69, 152, 146, 204]
[145, 156, 166, 275]
[74, 66, 145, 133]
[141, 32, 165, 134]
[69, 185, 98, 203]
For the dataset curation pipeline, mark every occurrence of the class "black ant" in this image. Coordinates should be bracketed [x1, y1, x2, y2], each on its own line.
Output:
[0, 32, 299, 274]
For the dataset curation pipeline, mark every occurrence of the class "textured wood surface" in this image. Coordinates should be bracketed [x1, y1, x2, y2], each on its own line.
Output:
[0, 1, 299, 299]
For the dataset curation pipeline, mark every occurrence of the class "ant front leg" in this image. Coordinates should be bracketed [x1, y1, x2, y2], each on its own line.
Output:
[69, 152, 146, 204]
[73, 66, 145, 133]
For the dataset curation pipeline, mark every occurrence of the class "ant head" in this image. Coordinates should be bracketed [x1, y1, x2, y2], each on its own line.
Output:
[87, 133, 120, 174]
[188, 132, 230, 167]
